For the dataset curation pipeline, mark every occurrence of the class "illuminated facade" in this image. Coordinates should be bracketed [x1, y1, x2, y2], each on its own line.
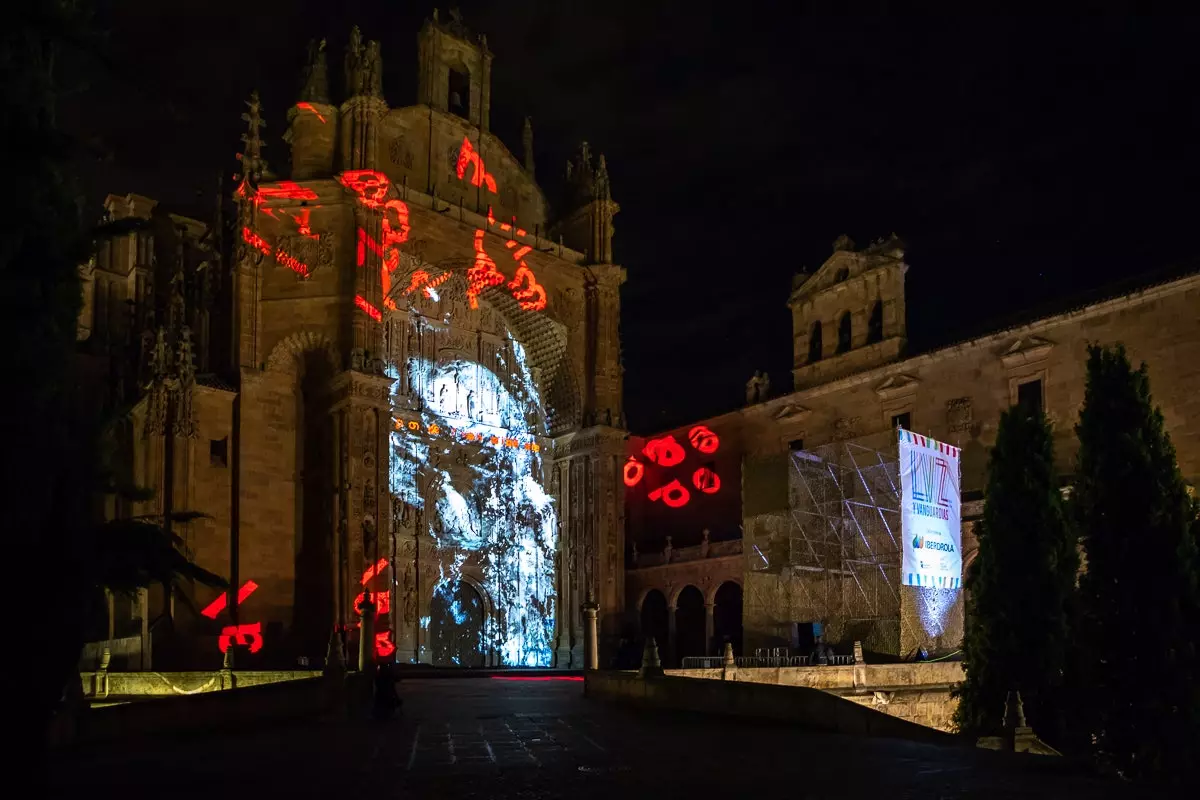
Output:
[627, 234, 1200, 662]
[82, 13, 626, 669]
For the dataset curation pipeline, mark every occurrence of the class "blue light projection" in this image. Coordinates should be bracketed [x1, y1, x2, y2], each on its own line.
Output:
[388, 319, 557, 666]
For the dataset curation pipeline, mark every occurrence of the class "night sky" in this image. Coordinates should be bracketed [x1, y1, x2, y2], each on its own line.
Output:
[66, 3, 1200, 433]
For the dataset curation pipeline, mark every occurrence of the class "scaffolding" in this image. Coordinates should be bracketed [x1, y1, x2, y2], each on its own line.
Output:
[744, 438, 907, 653]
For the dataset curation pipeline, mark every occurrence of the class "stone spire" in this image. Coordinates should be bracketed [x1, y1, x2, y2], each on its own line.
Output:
[522, 116, 535, 177]
[237, 91, 268, 190]
[553, 142, 618, 263]
[595, 153, 611, 201]
[344, 25, 364, 97]
[299, 38, 330, 104]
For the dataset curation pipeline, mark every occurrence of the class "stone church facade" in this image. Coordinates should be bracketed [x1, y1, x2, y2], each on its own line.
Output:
[626, 234, 1200, 663]
[80, 14, 626, 669]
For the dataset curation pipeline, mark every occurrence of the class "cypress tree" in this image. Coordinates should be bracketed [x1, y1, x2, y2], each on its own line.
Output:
[955, 406, 1078, 743]
[1072, 343, 1200, 781]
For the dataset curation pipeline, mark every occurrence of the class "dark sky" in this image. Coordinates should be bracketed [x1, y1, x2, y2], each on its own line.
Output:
[67, 3, 1200, 433]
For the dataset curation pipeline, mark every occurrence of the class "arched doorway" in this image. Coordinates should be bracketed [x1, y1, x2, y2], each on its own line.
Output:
[640, 589, 669, 655]
[428, 579, 486, 667]
[387, 290, 559, 666]
[675, 585, 706, 663]
[712, 581, 743, 656]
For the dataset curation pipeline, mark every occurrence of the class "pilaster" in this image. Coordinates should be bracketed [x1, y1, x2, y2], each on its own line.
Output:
[327, 368, 393, 636]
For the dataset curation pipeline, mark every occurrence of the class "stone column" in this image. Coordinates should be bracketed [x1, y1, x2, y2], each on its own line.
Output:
[358, 596, 376, 671]
[704, 602, 715, 656]
[667, 601, 678, 667]
[582, 599, 599, 670]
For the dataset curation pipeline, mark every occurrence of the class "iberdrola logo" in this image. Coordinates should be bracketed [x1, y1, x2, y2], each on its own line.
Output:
[912, 534, 924, 550]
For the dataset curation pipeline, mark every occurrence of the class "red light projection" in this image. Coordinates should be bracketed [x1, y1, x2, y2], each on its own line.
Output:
[339, 169, 390, 206]
[693, 466, 720, 494]
[375, 631, 396, 659]
[219, 622, 264, 654]
[256, 181, 319, 202]
[242, 227, 272, 257]
[632, 426, 726, 509]
[242, 227, 310, 278]
[340, 170, 414, 316]
[201, 580, 259, 620]
[355, 590, 391, 616]
[206, 580, 265, 654]
[648, 479, 690, 509]
[688, 426, 720, 455]
[508, 265, 547, 312]
[455, 136, 497, 193]
[468, 228, 507, 309]
[643, 435, 686, 468]
[354, 558, 394, 660]
[275, 247, 309, 278]
[401, 269, 452, 299]
[355, 294, 382, 321]
[623, 457, 644, 487]
[295, 102, 327, 123]
[289, 208, 319, 240]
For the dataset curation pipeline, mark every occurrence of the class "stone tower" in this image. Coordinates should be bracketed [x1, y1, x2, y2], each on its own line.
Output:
[788, 234, 908, 390]
[417, 8, 493, 132]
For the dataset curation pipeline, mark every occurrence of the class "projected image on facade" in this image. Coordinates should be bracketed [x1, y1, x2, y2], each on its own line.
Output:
[386, 291, 557, 667]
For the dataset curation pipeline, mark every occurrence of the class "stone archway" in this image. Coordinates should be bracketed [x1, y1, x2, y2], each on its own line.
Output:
[712, 581, 743, 657]
[674, 585, 706, 663]
[639, 589, 669, 655]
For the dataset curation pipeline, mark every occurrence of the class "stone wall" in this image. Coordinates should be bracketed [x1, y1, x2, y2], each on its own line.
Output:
[664, 661, 963, 732]
[586, 671, 954, 743]
[738, 271, 1200, 657]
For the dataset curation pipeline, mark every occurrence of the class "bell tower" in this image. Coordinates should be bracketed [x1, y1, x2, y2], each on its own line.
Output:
[417, 8, 493, 133]
[789, 234, 908, 389]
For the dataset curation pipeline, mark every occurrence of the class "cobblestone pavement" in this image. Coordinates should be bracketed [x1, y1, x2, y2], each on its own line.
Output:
[47, 677, 1133, 798]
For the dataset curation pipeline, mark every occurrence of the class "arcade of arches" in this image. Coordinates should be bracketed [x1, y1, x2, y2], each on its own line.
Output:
[627, 543, 744, 665]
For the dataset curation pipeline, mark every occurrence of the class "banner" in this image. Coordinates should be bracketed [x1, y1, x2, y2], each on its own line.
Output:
[898, 428, 962, 588]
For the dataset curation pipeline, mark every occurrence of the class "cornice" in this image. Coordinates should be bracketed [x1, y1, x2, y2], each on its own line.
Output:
[775, 270, 1200, 405]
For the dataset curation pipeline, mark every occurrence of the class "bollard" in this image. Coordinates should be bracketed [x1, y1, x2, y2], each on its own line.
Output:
[639, 636, 664, 678]
[220, 646, 236, 690]
[358, 598, 376, 672]
[721, 641, 735, 681]
[581, 599, 600, 670]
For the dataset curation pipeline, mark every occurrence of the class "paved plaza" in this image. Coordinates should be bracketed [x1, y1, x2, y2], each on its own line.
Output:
[47, 676, 1131, 798]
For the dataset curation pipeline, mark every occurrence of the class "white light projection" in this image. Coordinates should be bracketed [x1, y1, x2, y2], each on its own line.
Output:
[388, 319, 557, 666]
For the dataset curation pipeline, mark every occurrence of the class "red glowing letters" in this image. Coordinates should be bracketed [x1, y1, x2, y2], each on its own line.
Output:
[219, 622, 264, 654]
[693, 466, 720, 494]
[201, 580, 259, 619]
[688, 425, 720, 454]
[623, 457, 645, 487]
[205, 580, 265, 654]
[643, 435, 686, 467]
[456, 136, 497, 193]
[648, 479, 690, 509]
[634, 426, 724, 509]
[295, 102, 326, 124]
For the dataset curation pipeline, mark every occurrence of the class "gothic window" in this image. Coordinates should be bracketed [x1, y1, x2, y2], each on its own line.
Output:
[835, 267, 850, 283]
[837, 311, 852, 354]
[808, 321, 823, 364]
[448, 67, 470, 119]
[867, 299, 883, 344]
